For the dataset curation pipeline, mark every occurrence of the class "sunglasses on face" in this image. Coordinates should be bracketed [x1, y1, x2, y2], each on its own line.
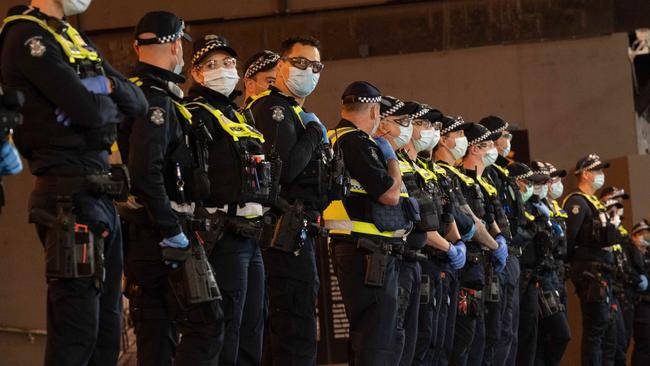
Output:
[282, 56, 324, 73]
[197, 57, 237, 71]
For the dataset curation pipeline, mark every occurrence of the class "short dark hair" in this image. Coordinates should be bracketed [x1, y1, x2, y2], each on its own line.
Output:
[341, 101, 373, 113]
[281, 35, 321, 56]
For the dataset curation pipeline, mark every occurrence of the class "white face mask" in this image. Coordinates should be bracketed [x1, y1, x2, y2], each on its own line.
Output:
[413, 129, 441, 153]
[549, 181, 564, 199]
[449, 136, 468, 160]
[611, 215, 621, 227]
[533, 184, 548, 199]
[591, 173, 605, 190]
[173, 48, 184, 75]
[500, 140, 511, 157]
[394, 123, 413, 149]
[482, 147, 498, 167]
[285, 66, 320, 98]
[62, 0, 92, 16]
[521, 184, 534, 202]
[202, 67, 240, 96]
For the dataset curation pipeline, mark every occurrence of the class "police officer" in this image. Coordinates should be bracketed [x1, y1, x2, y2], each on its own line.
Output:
[631, 219, 650, 366]
[0, 0, 148, 364]
[118, 12, 223, 366]
[479, 116, 523, 366]
[397, 104, 470, 366]
[459, 123, 509, 366]
[184, 34, 266, 365]
[242, 50, 280, 105]
[526, 161, 571, 366]
[324, 82, 413, 365]
[246, 35, 328, 365]
[599, 187, 644, 366]
[563, 153, 618, 365]
[535, 161, 573, 366]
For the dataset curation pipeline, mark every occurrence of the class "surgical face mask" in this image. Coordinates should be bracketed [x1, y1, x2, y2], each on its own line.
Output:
[394, 123, 413, 149]
[611, 215, 621, 227]
[202, 67, 240, 96]
[591, 173, 605, 190]
[449, 136, 468, 160]
[285, 66, 320, 98]
[521, 184, 534, 202]
[173, 48, 184, 75]
[413, 129, 441, 153]
[482, 147, 498, 167]
[641, 238, 650, 247]
[533, 184, 548, 199]
[549, 181, 564, 199]
[500, 140, 511, 157]
[63, 0, 92, 16]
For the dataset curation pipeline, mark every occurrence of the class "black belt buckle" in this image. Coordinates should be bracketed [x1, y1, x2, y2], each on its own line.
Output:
[509, 246, 522, 257]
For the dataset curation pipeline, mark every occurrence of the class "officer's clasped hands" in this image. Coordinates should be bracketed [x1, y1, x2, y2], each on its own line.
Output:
[447, 240, 467, 269]
[299, 110, 329, 144]
[0, 140, 22, 176]
[374, 136, 397, 161]
[55, 76, 113, 127]
[492, 234, 508, 272]
[159, 232, 190, 269]
[639, 274, 649, 292]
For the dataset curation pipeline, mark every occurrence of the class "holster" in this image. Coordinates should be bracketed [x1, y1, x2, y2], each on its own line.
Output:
[263, 198, 307, 255]
[29, 197, 105, 287]
[357, 237, 391, 287]
[581, 270, 609, 303]
[539, 289, 565, 318]
[420, 274, 431, 305]
[485, 261, 501, 303]
[167, 241, 221, 310]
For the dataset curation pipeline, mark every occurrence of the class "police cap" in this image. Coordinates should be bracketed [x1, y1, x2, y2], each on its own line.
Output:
[192, 34, 237, 66]
[574, 153, 610, 175]
[244, 50, 280, 79]
[135, 11, 192, 46]
[341, 81, 386, 105]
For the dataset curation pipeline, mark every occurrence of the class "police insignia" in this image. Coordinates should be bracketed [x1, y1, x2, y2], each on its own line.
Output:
[149, 107, 165, 125]
[25, 36, 45, 57]
[369, 147, 379, 162]
[271, 106, 284, 122]
[572, 205, 580, 214]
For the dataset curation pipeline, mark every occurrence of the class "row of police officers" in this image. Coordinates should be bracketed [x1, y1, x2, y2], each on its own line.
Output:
[2, 1, 650, 366]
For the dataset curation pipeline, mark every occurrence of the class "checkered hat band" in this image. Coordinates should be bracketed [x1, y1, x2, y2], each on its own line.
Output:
[245, 54, 280, 79]
[468, 131, 491, 146]
[441, 120, 461, 135]
[348, 96, 382, 104]
[494, 122, 509, 134]
[381, 100, 405, 119]
[136, 28, 183, 45]
[575, 160, 603, 174]
[411, 107, 430, 119]
[513, 171, 533, 180]
[192, 42, 227, 65]
[532, 170, 549, 176]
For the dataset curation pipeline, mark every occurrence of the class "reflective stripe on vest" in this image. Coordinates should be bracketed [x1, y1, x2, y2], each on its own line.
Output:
[2, 15, 100, 64]
[476, 176, 497, 197]
[185, 101, 264, 142]
[323, 126, 406, 238]
[438, 162, 475, 186]
[493, 163, 510, 177]
[550, 199, 568, 218]
[562, 191, 606, 212]
[245, 89, 305, 128]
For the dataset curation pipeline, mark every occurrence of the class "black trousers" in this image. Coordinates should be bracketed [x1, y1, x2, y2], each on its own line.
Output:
[207, 232, 265, 366]
[632, 301, 650, 366]
[124, 222, 224, 366]
[31, 191, 123, 366]
[398, 260, 422, 366]
[494, 255, 520, 366]
[535, 273, 571, 366]
[331, 239, 404, 366]
[516, 273, 539, 366]
[263, 235, 319, 366]
[450, 259, 485, 366]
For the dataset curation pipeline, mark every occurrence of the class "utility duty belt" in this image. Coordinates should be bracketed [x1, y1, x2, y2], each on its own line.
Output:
[508, 245, 523, 257]
[193, 206, 264, 243]
[539, 289, 565, 318]
[261, 198, 328, 256]
[28, 197, 106, 289]
[458, 287, 483, 317]
[34, 165, 130, 202]
[466, 250, 485, 264]
[485, 259, 501, 303]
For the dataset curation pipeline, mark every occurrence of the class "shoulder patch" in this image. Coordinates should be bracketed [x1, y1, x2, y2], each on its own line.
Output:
[148, 107, 166, 126]
[571, 205, 580, 215]
[271, 106, 285, 122]
[25, 36, 45, 57]
[369, 146, 380, 162]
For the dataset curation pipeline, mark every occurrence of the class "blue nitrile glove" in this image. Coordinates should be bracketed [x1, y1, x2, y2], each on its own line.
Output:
[447, 240, 467, 269]
[461, 222, 476, 242]
[492, 234, 508, 273]
[81, 76, 111, 95]
[160, 232, 190, 269]
[533, 202, 550, 219]
[551, 222, 564, 237]
[374, 137, 397, 161]
[0, 140, 22, 176]
[300, 111, 329, 144]
[639, 275, 648, 292]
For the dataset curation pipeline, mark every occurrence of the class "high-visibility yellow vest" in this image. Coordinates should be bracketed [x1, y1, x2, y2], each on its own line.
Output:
[185, 100, 265, 143]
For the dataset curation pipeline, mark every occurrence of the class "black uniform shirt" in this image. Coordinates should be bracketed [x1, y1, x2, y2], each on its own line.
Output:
[118, 62, 187, 238]
[248, 86, 324, 209]
[0, 6, 147, 175]
[334, 119, 393, 200]
[485, 156, 526, 241]
[564, 191, 613, 263]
